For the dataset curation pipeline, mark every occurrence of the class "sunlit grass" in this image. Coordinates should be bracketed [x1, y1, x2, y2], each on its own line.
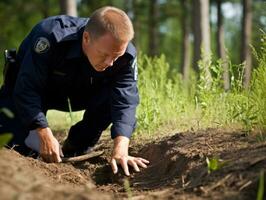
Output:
[135, 33, 266, 136]
[46, 110, 83, 131]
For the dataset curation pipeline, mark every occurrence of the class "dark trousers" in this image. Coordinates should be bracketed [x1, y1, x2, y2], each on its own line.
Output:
[0, 86, 30, 154]
[0, 86, 112, 155]
[65, 97, 111, 153]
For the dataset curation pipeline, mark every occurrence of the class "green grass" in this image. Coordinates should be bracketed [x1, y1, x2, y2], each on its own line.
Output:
[47, 110, 83, 131]
[257, 170, 264, 200]
[135, 34, 266, 136]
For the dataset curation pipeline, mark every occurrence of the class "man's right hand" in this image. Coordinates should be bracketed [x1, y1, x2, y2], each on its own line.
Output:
[37, 127, 62, 163]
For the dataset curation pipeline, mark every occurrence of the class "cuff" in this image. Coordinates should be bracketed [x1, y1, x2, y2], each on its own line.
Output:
[28, 112, 48, 130]
[111, 122, 134, 139]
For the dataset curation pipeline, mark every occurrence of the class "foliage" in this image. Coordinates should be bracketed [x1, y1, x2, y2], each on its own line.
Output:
[0, 108, 14, 119]
[136, 53, 191, 135]
[1, 1, 264, 136]
[0, 107, 13, 148]
[1, 1, 265, 81]
[257, 170, 264, 200]
[123, 179, 132, 200]
[67, 98, 74, 126]
[136, 34, 266, 135]
[206, 157, 227, 174]
[0, 133, 12, 148]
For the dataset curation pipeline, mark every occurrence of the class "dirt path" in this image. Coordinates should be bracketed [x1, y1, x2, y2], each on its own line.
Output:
[0, 128, 265, 200]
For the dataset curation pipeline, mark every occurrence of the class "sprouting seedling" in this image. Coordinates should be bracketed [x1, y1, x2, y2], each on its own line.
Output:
[257, 170, 264, 200]
[123, 178, 132, 200]
[206, 157, 228, 173]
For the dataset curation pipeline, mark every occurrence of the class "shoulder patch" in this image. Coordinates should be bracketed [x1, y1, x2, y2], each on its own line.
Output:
[34, 37, 50, 53]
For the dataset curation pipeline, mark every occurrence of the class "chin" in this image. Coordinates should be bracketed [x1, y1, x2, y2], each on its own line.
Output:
[95, 66, 108, 72]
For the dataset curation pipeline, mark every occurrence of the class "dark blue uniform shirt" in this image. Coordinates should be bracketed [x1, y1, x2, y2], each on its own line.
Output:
[13, 15, 139, 139]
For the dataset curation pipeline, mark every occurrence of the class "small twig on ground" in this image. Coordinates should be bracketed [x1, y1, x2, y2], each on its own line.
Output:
[200, 174, 232, 194]
[249, 156, 266, 167]
[62, 150, 104, 163]
[205, 142, 213, 150]
[181, 175, 191, 188]
[239, 180, 252, 191]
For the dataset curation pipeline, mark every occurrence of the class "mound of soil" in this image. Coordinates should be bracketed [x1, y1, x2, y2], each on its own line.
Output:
[0, 128, 265, 200]
[0, 148, 112, 200]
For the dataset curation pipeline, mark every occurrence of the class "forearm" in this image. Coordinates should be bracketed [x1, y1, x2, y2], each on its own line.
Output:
[113, 135, 129, 156]
[37, 127, 53, 140]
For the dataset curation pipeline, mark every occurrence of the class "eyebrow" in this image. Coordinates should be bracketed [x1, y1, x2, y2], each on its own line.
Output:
[97, 49, 124, 57]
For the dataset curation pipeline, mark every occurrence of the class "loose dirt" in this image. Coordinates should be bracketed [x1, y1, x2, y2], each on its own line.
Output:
[0, 128, 265, 200]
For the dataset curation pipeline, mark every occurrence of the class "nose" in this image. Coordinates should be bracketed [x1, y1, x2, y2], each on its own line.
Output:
[104, 57, 114, 67]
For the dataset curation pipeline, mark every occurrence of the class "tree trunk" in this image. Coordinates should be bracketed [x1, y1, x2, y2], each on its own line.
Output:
[60, 0, 77, 17]
[241, 0, 252, 88]
[217, 0, 230, 91]
[192, 0, 212, 86]
[41, 0, 50, 18]
[180, 0, 190, 83]
[124, 0, 132, 16]
[132, 0, 140, 50]
[148, 0, 159, 56]
[192, 0, 201, 73]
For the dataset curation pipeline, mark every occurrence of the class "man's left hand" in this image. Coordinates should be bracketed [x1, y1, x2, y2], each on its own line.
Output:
[110, 136, 149, 176]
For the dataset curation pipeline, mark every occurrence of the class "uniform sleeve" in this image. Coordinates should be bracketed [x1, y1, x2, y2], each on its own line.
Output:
[13, 34, 55, 130]
[110, 57, 139, 139]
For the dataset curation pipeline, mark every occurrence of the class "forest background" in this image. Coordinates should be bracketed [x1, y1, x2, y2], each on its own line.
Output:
[0, 0, 265, 137]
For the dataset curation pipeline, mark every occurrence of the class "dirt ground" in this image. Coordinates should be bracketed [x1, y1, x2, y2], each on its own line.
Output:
[0, 128, 265, 200]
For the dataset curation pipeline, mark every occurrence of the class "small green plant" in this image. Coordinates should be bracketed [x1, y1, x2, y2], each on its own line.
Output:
[257, 170, 264, 200]
[206, 157, 227, 173]
[256, 132, 266, 142]
[123, 178, 132, 200]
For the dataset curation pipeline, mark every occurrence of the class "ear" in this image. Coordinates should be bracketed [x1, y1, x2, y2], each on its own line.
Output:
[83, 31, 90, 45]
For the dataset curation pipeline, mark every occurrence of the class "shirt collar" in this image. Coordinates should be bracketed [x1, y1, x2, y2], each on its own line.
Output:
[65, 37, 84, 59]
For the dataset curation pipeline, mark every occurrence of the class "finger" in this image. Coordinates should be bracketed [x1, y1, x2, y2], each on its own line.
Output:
[120, 158, 130, 176]
[53, 148, 62, 163]
[128, 159, 140, 172]
[139, 158, 150, 164]
[135, 159, 148, 168]
[110, 158, 118, 174]
[47, 150, 59, 163]
[56, 152, 62, 163]
[49, 152, 57, 163]
[59, 146, 64, 158]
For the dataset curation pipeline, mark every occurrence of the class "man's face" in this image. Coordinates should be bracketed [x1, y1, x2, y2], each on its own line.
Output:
[82, 31, 128, 72]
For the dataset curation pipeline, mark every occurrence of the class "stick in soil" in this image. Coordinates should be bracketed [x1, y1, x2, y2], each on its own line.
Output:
[62, 150, 104, 163]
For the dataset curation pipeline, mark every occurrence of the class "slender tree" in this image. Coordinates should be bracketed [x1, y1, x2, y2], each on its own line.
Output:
[132, 0, 141, 50]
[192, 0, 212, 86]
[180, 0, 190, 83]
[60, 0, 77, 17]
[217, 0, 230, 91]
[40, 0, 50, 18]
[241, 0, 253, 88]
[148, 0, 160, 56]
